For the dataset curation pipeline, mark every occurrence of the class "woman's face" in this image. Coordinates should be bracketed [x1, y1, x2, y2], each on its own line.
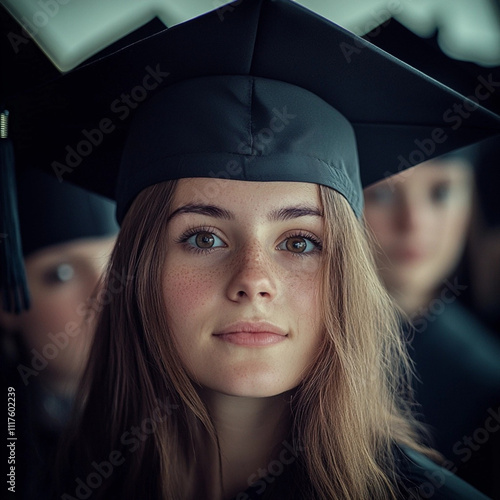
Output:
[2, 237, 115, 391]
[363, 159, 472, 299]
[162, 179, 324, 398]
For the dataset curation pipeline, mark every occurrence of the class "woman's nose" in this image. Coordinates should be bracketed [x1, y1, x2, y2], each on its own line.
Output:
[397, 195, 431, 234]
[225, 244, 278, 303]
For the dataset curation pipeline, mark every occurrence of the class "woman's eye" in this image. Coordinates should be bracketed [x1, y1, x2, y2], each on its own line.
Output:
[278, 236, 319, 254]
[186, 231, 225, 249]
[43, 263, 75, 285]
[365, 186, 394, 205]
[430, 183, 451, 204]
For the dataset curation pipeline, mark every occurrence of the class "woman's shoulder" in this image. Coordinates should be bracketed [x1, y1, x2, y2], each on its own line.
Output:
[396, 445, 491, 499]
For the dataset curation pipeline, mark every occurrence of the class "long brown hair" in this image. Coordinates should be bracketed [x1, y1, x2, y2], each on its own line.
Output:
[59, 181, 428, 499]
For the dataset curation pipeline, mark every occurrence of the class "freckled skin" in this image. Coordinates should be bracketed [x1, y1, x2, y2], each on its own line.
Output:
[162, 179, 323, 398]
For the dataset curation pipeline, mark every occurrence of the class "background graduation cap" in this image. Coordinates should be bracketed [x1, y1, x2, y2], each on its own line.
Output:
[0, 6, 161, 313]
[16, 168, 118, 259]
[362, 18, 500, 115]
[363, 18, 500, 228]
[0, 165, 118, 313]
[2, 0, 500, 309]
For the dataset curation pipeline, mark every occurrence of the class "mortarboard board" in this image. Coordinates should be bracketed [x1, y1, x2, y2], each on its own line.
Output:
[3, 0, 500, 307]
[4, 0, 500, 214]
[362, 18, 500, 115]
[363, 18, 500, 227]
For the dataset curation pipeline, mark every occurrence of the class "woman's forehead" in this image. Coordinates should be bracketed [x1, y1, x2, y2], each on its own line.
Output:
[170, 178, 322, 216]
[365, 160, 473, 195]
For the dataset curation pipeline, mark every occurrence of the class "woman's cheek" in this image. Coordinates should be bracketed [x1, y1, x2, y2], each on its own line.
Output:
[163, 264, 221, 314]
[278, 267, 318, 315]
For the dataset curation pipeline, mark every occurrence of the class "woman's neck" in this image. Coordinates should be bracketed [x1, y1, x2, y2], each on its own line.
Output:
[199, 389, 292, 500]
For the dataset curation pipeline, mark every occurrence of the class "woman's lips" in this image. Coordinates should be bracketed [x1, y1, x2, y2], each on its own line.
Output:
[213, 321, 288, 346]
[214, 332, 286, 345]
[391, 248, 428, 263]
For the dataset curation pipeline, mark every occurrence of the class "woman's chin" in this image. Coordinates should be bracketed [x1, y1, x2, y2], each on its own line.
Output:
[197, 371, 300, 399]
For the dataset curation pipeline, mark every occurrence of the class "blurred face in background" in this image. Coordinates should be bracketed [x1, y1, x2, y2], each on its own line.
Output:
[363, 158, 473, 313]
[1, 237, 115, 393]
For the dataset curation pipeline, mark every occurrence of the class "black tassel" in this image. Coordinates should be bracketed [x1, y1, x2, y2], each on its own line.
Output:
[0, 109, 30, 313]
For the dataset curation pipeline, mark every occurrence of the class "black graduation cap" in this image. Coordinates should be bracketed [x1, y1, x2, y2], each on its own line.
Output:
[16, 168, 118, 258]
[363, 18, 500, 227]
[5, 0, 500, 212]
[3, 0, 500, 307]
[0, 165, 118, 312]
[362, 18, 500, 115]
[0, 5, 130, 313]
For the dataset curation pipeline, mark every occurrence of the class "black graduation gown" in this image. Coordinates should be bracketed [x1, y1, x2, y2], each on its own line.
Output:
[409, 300, 500, 498]
[235, 445, 491, 499]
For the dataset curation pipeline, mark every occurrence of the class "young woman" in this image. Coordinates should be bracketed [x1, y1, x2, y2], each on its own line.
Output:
[4, 0, 499, 498]
[0, 169, 117, 500]
[364, 152, 474, 317]
[364, 153, 500, 497]
[64, 177, 425, 499]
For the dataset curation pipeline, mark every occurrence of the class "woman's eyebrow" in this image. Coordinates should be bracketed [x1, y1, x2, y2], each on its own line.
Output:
[167, 204, 234, 222]
[268, 206, 323, 221]
[167, 204, 323, 222]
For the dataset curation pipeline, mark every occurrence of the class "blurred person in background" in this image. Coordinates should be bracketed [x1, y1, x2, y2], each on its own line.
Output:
[0, 169, 118, 500]
[364, 148, 500, 498]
